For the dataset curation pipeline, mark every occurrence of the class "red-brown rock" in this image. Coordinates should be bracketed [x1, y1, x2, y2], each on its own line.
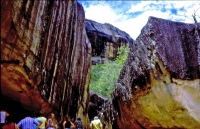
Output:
[1, 0, 91, 127]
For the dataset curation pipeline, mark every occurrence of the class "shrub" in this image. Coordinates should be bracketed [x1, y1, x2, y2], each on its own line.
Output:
[90, 45, 130, 98]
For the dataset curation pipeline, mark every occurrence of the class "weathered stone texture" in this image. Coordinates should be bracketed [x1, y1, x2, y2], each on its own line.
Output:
[88, 91, 108, 121]
[1, 0, 91, 126]
[85, 19, 134, 64]
[110, 17, 200, 128]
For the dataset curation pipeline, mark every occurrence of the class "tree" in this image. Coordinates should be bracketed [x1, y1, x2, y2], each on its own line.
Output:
[191, 4, 199, 23]
[184, 2, 200, 23]
[90, 45, 130, 98]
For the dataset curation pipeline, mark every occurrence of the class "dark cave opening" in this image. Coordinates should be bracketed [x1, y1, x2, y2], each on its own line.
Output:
[0, 96, 33, 123]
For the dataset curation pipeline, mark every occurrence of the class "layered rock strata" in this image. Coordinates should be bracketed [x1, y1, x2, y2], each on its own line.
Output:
[1, 0, 91, 126]
[110, 17, 200, 128]
[85, 19, 134, 64]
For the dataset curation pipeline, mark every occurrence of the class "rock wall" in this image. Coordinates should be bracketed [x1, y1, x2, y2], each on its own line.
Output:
[85, 19, 134, 64]
[88, 91, 108, 121]
[110, 17, 200, 128]
[1, 0, 91, 126]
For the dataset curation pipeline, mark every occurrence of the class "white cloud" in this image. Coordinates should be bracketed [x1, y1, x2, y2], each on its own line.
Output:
[83, 3, 123, 24]
[127, 1, 151, 13]
[113, 10, 171, 40]
[80, 1, 200, 40]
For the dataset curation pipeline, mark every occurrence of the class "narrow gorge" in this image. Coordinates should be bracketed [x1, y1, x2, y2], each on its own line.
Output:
[1, 0, 200, 129]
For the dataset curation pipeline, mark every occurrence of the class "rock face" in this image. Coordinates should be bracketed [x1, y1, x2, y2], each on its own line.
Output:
[1, 0, 91, 126]
[85, 19, 134, 64]
[110, 17, 200, 128]
[88, 91, 108, 121]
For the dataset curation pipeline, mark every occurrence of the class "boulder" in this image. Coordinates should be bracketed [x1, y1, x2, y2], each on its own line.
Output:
[88, 90, 108, 121]
[1, 0, 91, 127]
[85, 19, 134, 64]
[109, 17, 200, 128]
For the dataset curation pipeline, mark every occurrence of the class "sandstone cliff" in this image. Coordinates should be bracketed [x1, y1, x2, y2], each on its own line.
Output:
[1, 0, 91, 126]
[109, 17, 200, 128]
[85, 19, 134, 64]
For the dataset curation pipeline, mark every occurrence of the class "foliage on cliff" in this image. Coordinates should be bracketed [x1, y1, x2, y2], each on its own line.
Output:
[90, 45, 130, 98]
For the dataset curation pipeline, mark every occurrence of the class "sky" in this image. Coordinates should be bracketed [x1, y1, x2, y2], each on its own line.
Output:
[77, 0, 200, 40]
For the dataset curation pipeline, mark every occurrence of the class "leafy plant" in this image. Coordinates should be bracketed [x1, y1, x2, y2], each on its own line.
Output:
[90, 45, 130, 98]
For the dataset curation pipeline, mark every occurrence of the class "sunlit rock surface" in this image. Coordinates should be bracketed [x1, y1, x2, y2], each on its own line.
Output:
[85, 19, 134, 64]
[1, 0, 91, 126]
[110, 17, 200, 128]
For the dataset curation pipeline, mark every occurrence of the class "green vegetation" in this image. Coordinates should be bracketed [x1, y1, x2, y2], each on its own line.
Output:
[90, 45, 130, 98]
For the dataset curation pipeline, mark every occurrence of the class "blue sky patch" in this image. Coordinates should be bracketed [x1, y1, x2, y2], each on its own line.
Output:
[77, 1, 200, 39]
[128, 11, 144, 18]
[171, 8, 177, 15]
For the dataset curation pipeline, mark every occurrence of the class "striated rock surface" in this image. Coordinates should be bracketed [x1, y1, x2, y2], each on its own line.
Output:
[109, 17, 200, 128]
[85, 19, 134, 64]
[1, 0, 91, 126]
